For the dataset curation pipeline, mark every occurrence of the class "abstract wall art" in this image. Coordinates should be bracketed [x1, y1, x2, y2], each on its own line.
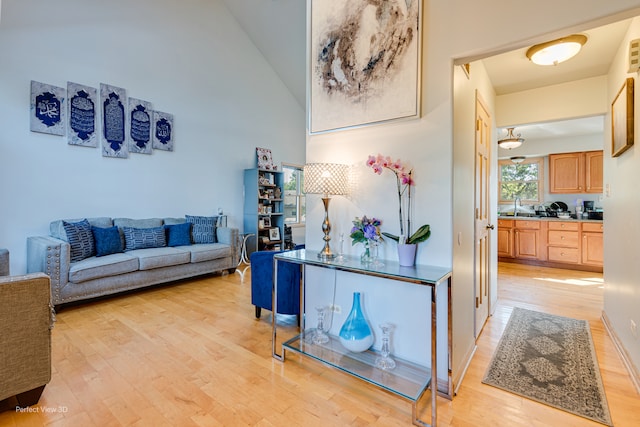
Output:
[128, 98, 153, 154]
[67, 82, 98, 147]
[152, 111, 174, 151]
[100, 83, 128, 158]
[308, 0, 422, 134]
[30, 80, 66, 136]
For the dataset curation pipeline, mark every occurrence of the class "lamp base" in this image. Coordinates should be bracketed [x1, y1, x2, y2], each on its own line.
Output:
[317, 251, 337, 261]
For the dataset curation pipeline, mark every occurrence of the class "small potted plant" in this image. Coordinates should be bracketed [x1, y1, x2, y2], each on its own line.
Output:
[366, 154, 431, 265]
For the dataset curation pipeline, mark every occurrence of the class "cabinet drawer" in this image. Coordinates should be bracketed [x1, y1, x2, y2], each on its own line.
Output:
[548, 247, 580, 263]
[548, 221, 579, 231]
[548, 230, 579, 247]
[514, 220, 540, 230]
[498, 219, 514, 228]
[582, 222, 603, 232]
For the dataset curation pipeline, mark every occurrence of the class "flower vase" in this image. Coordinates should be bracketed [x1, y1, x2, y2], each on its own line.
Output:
[339, 292, 374, 353]
[360, 241, 372, 264]
[397, 243, 417, 266]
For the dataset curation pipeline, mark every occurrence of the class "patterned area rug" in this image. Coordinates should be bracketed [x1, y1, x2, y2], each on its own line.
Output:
[482, 308, 612, 426]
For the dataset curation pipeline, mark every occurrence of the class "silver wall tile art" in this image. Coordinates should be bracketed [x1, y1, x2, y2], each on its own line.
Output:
[128, 98, 153, 154]
[100, 83, 128, 158]
[152, 111, 174, 151]
[30, 80, 66, 136]
[67, 82, 98, 147]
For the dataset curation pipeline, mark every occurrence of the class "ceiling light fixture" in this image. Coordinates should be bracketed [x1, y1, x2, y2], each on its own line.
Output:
[526, 34, 587, 66]
[498, 128, 524, 150]
[510, 156, 526, 164]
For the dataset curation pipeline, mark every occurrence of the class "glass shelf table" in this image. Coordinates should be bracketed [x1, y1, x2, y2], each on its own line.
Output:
[272, 249, 452, 427]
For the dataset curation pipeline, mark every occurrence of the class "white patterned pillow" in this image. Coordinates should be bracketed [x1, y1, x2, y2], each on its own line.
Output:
[122, 226, 167, 251]
[185, 215, 217, 244]
[63, 219, 96, 261]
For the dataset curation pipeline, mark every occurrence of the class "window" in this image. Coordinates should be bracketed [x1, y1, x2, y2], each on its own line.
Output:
[498, 157, 544, 203]
[282, 164, 305, 225]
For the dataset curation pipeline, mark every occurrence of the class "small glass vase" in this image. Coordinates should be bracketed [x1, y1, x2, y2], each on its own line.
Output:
[339, 292, 374, 353]
[360, 241, 372, 264]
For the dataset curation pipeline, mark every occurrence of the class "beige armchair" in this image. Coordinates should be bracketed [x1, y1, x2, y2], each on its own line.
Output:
[0, 249, 54, 408]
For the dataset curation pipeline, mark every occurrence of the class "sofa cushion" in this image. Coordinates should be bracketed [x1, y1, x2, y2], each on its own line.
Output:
[51, 217, 113, 241]
[63, 219, 95, 262]
[127, 247, 190, 270]
[186, 215, 218, 244]
[122, 227, 167, 251]
[68, 253, 139, 283]
[113, 218, 164, 229]
[183, 243, 231, 263]
[92, 226, 123, 257]
[165, 223, 192, 247]
[163, 217, 186, 225]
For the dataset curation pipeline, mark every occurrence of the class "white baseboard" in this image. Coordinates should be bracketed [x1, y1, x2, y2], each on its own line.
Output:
[602, 311, 640, 394]
[452, 344, 478, 396]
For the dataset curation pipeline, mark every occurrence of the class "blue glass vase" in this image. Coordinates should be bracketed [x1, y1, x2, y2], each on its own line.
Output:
[339, 292, 374, 353]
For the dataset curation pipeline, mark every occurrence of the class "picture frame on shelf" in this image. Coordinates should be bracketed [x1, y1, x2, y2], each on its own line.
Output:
[263, 217, 271, 228]
[258, 219, 265, 229]
[269, 227, 280, 241]
[611, 77, 634, 157]
[256, 147, 274, 170]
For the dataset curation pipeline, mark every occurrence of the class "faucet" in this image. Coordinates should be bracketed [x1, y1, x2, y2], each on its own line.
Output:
[514, 197, 521, 217]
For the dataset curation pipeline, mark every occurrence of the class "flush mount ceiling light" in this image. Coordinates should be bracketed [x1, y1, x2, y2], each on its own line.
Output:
[498, 128, 524, 150]
[510, 156, 526, 164]
[526, 34, 587, 66]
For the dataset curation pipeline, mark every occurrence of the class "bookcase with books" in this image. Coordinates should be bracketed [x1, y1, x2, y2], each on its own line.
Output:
[243, 168, 284, 256]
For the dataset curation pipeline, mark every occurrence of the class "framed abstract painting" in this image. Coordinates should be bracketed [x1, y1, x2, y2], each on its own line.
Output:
[308, 0, 422, 134]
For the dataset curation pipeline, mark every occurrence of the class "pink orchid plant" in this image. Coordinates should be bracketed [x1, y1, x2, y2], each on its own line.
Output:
[366, 154, 431, 245]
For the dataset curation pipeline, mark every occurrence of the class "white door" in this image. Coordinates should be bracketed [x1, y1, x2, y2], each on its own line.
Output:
[474, 94, 493, 337]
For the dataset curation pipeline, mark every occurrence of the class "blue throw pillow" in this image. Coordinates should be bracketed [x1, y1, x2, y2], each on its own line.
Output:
[91, 226, 123, 257]
[165, 222, 192, 247]
[186, 215, 217, 244]
[63, 219, 95, 262]
[122, 226, 167, 251]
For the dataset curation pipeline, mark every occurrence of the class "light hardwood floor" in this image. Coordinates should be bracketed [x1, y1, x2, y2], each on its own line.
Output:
[1, 263, 638, 426]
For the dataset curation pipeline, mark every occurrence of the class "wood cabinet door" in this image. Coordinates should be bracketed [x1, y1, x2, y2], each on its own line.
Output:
[497, 227, 513, 258]
[582, 232, 604, 266]
[515, 229, 539, 259]
[549, 152, 584, 193]
[585, 150, 603, 193]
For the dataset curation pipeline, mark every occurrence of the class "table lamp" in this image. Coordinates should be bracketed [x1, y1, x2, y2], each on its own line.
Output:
[303, 163, 349, 260]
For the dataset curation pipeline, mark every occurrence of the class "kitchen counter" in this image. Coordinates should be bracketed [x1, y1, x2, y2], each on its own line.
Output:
[498, 215, 602, 223]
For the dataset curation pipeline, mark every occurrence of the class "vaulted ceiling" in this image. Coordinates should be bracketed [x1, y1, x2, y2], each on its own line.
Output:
[223, 2, 633, 139]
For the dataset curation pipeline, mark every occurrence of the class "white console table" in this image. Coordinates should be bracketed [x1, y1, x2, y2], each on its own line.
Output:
[272, 249, 452, 427]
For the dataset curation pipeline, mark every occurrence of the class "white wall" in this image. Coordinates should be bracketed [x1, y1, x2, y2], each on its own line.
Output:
[452, 59, 498, 383]
[0, 0, 305, 273]
[604, 16, 640, 378]
[304, 0, 640, 390]
[496, 76, 608, 127]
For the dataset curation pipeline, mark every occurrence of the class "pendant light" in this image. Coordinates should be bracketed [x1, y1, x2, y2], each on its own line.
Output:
[498, 128, 524, 150]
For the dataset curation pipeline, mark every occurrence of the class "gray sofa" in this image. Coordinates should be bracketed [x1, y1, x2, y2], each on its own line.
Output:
[27, 216, 239, 306]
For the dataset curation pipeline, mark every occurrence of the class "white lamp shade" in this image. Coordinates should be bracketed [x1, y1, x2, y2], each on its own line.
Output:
[303, 163, 349, 196]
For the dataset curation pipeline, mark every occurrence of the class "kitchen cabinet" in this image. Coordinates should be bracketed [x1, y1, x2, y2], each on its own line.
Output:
[584, 151, 603, 193]
[582, 222, 604, 267]
[514, 220, 543, 260]
[497, 219, 514, 258]
[547, 221, 580, 264]
[549, 150, 603, 194]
